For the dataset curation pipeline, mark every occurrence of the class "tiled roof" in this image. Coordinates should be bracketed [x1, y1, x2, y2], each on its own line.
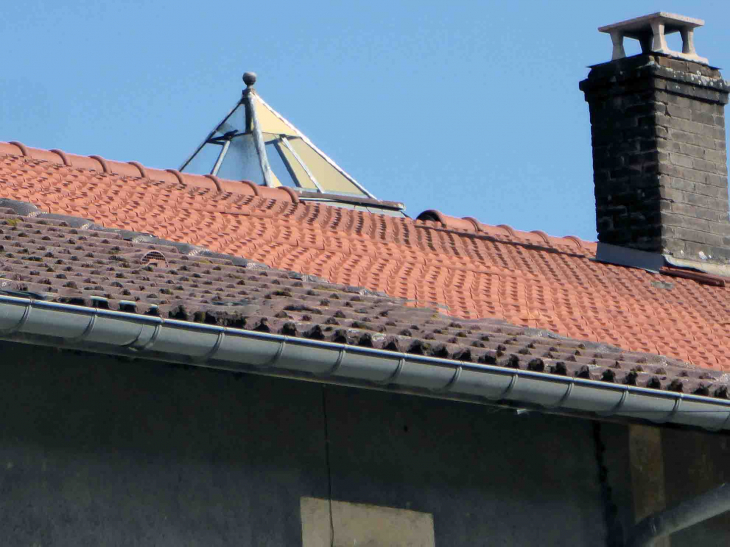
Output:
[2, 143, 730, 372]
[0, 201, 726, 398]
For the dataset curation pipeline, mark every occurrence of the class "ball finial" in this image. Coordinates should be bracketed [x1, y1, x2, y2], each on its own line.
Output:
[243, 72, 257, 87]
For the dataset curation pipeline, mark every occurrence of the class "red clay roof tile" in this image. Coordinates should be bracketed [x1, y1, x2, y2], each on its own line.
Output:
[1, 143, 730, 372]
[0, 203, 725, 399]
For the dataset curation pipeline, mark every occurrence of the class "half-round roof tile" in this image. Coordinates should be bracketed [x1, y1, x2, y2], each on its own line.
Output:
[164, 169, 185, 185]
[8, 141, 29, 157]
[241, 179, 261, 197]
[17, 145, 61, 164]
[89, 155, 111, 173]
[416, 209, 448, 225]
[203, 174, 224, 192]
[50, 149, 71, 166]
[128, 161, 147, 178]
[102, 159, 142, 178]
[562, 235, 588, 252]
[530, 230, 551, 245]
[496, 224, 517, 237]
[65, 152, 105, 172]
[0, 142, 24, 156]
[462, 217, 481, 231]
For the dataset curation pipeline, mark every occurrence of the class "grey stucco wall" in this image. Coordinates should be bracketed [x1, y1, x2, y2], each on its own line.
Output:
[0, 341, 632, 546]
[662, 427, 730, 547]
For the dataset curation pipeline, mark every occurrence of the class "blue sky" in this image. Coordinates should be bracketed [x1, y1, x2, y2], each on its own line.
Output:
[1, 1, 728, 240]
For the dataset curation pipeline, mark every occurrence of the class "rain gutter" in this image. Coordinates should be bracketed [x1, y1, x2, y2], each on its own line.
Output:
[1, 295, 730, 432]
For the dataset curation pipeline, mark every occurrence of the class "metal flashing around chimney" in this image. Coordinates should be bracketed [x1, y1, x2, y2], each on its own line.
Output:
[664, 255, 730, 280]
[595, 242, 664, 272]
[595, 242, 730, 285]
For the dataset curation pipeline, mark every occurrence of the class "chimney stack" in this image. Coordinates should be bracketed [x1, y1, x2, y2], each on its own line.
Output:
[580, 13, 730, 264]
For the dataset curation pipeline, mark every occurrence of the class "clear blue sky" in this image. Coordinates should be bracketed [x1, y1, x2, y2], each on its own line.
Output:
[1, 0, 728, 240]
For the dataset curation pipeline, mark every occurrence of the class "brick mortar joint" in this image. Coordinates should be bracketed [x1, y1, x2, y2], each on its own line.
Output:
[656, 114, 725, 129]
[660, 218, 728, 231]
[661, 209, 730, 222]
[657, 105, 725, 121]
[662, 147, 727, 162]
[665, 163, 729, 176]
[660, 196, 730, 210]
[656, 135, 727, 147]
[627, 140, 726, 155]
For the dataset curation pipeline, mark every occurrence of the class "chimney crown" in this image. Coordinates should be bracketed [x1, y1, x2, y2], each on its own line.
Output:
[599, 12, 707, 65]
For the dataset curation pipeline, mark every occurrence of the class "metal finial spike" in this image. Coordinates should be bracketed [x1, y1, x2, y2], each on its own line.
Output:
[243, 72, 257, 87]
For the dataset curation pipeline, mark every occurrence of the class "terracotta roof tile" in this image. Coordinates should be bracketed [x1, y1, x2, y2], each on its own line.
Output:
[2, 144, 730, 372]
[0, 203, 726, 399]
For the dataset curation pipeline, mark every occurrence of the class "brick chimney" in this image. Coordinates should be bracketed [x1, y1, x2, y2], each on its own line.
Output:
[580, 13, 730, 264]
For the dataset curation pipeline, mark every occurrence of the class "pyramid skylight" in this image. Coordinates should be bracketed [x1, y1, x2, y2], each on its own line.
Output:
[180, 73, 377, 200]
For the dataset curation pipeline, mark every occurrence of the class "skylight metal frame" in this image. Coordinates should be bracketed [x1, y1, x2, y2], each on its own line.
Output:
[247, 91, 275, 187]
[211, 139, 231, 177]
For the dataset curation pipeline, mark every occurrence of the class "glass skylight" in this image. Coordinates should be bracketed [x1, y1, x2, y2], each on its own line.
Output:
[180, 74, 375, 199]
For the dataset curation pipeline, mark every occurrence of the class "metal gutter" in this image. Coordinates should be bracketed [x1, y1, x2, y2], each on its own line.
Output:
[1, 295, 730, 432]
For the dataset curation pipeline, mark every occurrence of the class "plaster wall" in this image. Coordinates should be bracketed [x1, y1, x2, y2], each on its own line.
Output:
[662, 427, 730, 546]
[0, 342, 632, 546]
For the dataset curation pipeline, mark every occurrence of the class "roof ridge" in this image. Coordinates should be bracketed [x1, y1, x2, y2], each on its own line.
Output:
[0, 141, 300, 204]
[0, 141, 596, 256]
[415, 209, 597, 254]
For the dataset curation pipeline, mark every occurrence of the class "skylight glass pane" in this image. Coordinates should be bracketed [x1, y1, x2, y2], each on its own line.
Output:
[216, 134, 264, 184]
[255, 97, 298, 137]
[275, 140, 318, 190]
[288, 137, 365, 195]
[183, 142, 222, 176]
[265, 142, 299, 188]
[213, 102, 247, 138]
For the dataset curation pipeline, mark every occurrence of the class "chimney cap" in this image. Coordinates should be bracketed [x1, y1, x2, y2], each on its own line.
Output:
[598, 12, 708, 65]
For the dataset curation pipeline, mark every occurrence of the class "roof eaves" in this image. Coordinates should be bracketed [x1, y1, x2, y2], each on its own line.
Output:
[1, 294, 728, 432]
